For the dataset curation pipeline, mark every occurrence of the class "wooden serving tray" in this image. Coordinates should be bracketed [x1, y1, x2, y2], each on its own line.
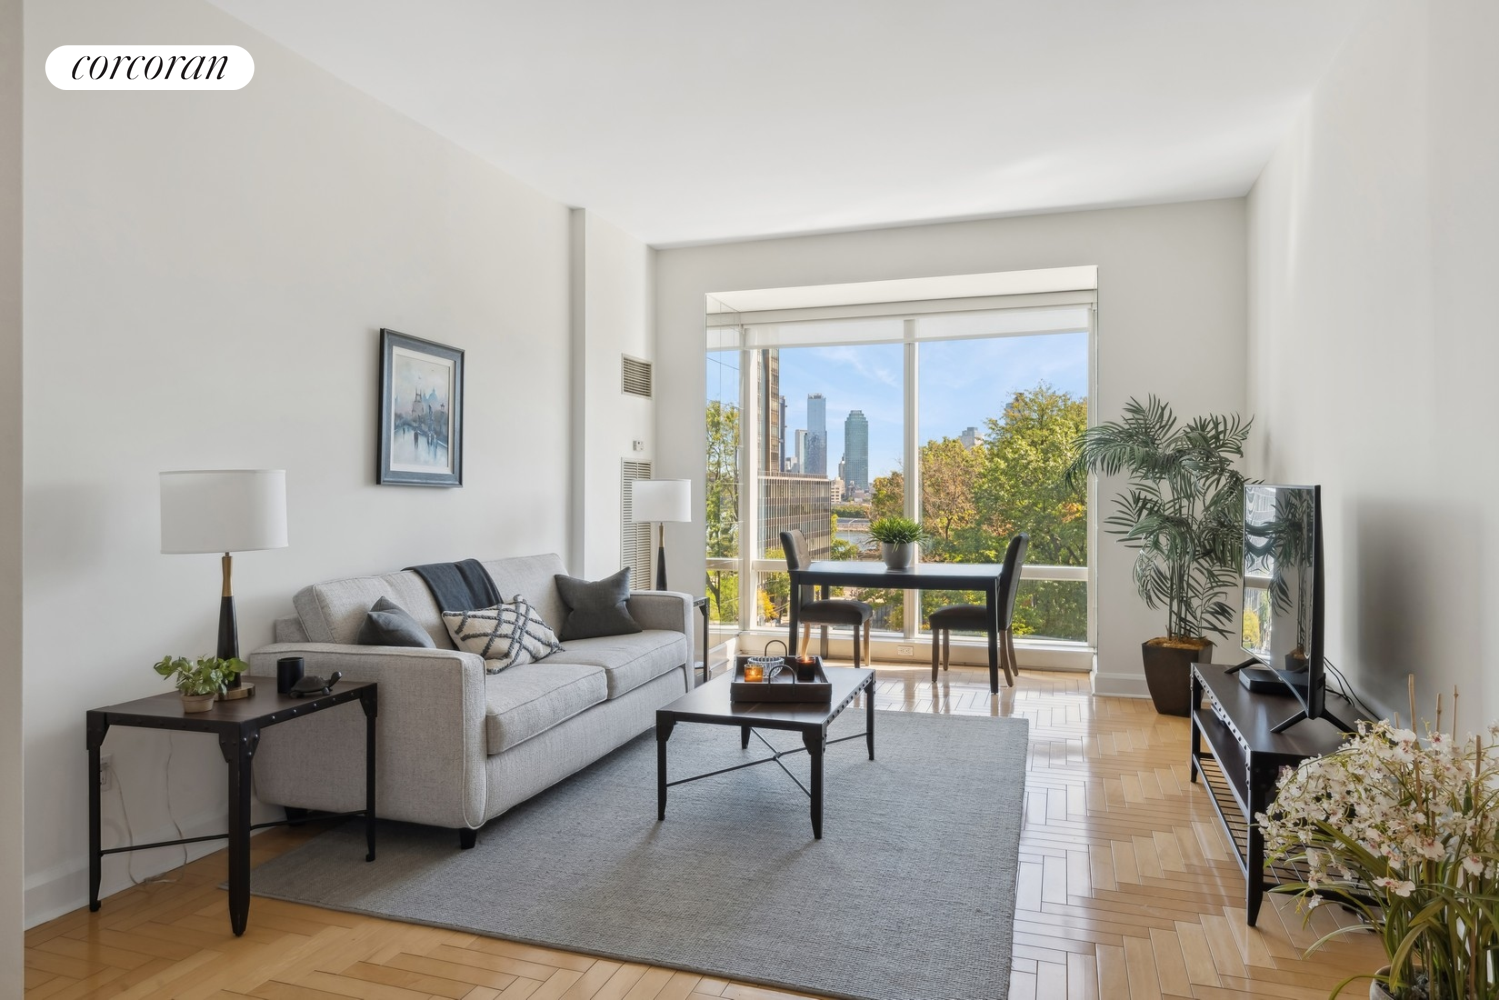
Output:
[730, 655, 832, 703]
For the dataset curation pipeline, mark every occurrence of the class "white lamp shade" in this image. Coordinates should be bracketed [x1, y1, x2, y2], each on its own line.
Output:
[632, 479, 692, 523]
[160, 470, 289, 554]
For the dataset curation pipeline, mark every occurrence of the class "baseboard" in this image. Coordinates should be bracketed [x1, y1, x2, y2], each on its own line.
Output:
[24, 802, 281, 929]
[736, 630, 1094, 672]
[1092, 671, 1151, 699]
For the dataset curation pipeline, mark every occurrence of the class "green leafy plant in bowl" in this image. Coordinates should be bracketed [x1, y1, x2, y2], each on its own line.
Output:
[154, 655, 248, 712]
[869, 516, 927, 570]
[868, 516, 926, 544]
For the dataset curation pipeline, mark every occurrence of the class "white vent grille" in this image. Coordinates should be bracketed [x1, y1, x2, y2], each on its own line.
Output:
[622, 355, 652, 398]
[621, 460, 653, 585]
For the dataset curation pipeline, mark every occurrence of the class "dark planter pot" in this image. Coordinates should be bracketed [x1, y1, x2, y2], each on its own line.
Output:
[1141, 638, 1215, 716]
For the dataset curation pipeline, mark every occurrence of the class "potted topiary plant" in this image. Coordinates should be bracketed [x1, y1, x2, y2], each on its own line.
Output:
[869, 516, 926, 571]
[1067, 396, 1251, 716]
[154, 654, 248, 712]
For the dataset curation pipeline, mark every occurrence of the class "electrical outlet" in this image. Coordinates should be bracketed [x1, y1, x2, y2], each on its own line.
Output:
[896, 645, 914, 657]
[98, 753, 114, 790]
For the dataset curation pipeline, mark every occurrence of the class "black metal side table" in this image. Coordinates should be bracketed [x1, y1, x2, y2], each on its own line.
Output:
[86, 677, 377, 936]
[693, 596, 710, 685]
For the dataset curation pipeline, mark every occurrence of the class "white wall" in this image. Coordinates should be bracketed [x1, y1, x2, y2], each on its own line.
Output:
[1247, 0, 1499, 725]
[569, 210, 655, 582]
[23, 0, 574, 924]
[653, 200, 1248, 696]
[0, 0, 24, 984]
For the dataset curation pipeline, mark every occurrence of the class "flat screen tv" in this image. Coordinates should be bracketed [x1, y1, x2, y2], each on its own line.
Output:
[1238, 484, 1349, 732]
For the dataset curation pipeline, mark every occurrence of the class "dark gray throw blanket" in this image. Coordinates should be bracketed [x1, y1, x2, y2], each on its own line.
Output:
[405, 559, 501, 613]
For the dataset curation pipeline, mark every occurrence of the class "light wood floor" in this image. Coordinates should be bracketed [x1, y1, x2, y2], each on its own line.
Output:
[25, 663, 1383, 1000]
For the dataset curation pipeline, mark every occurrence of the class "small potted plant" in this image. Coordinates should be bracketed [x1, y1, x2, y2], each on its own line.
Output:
[1261, 686, 1498, 999]
[154, 655, 248, 712]
[869, 516, 926, 571]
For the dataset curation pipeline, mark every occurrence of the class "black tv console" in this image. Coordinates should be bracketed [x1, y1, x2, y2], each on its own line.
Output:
[1189, 663, 1350, 925]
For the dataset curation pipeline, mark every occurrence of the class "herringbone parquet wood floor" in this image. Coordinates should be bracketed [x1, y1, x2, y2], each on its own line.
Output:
[25, 662, 1383, 999]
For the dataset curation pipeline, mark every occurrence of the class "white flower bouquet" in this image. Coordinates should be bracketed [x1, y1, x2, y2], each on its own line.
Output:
[1259, 698, 1499, 999]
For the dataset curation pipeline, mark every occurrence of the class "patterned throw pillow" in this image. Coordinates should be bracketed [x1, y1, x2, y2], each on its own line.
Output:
[442, 597, 563, 672]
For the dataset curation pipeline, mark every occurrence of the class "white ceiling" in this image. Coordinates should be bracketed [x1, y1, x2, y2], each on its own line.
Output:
[207, 1, 1366, 247]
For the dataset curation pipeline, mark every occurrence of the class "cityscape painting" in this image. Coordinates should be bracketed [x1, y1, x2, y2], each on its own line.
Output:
[378, 328, 464, 487]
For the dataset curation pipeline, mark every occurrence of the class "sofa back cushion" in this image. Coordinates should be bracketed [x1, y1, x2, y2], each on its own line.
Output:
[293, 553, 569, 647]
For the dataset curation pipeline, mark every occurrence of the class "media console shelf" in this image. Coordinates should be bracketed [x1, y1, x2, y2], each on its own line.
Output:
[1189, 663, 1349, 925]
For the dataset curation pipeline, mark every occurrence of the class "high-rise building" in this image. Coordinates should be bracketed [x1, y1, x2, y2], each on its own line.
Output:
[844, 410, 869, 491]
[759, 350, 782, 473]
[960, 425, 981, 449]
[794, 429, 807, 475]
[759, 474, 832, 562]
[806, 393, 827, 476]
[778, 395, 787, 472]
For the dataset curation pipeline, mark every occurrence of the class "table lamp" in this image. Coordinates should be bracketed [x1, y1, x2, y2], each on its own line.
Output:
[631, 479, 691, 590]
[160, 470, 288, 698]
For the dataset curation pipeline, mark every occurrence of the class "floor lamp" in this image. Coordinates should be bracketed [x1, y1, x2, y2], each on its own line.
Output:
[632, 479, 691, 591]
[160, 469, 288, 698]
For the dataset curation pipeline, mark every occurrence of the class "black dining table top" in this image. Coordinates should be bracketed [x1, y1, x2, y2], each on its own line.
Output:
[796, 560, 1005, 587]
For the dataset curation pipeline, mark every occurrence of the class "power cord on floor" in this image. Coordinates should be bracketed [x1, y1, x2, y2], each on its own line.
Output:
[114, 734, 189, 886]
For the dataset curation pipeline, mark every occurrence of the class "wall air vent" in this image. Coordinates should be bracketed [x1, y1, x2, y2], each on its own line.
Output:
[621, 461, 653, 583]
[622, 355, 653, 398]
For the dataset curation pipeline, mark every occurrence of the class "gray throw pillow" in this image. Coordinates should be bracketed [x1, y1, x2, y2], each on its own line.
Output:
[358, 596, 436, 648]
[554, 568, 643, 641]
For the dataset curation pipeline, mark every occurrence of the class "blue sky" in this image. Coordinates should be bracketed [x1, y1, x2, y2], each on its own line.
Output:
[709, 333, 1088, 478]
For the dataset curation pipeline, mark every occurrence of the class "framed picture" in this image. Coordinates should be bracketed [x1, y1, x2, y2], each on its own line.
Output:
[378, 328, 464, 487]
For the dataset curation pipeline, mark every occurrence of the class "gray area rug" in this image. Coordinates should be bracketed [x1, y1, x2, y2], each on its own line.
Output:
[248, 709, 1028, 1000]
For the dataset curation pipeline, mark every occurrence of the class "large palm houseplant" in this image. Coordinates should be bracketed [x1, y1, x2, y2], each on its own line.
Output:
[1068, 396, 1251, 715]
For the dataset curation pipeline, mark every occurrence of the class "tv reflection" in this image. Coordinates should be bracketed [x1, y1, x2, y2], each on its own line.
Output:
[1241, 486, 1316, 681]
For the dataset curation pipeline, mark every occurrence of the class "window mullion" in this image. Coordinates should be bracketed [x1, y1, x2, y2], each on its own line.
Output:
[903, 324, 919, 641]
[738, 339, 757, 633]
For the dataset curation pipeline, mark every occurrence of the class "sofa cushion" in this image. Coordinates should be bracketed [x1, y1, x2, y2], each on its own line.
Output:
[357, 597, 437, 648]
[554, 569, 642, 641]
[485, 662, 607, 754]
[481, 554, 569, 641]
[294, 571, 452, 647]
[546, 630, 687, 699]
[443, 599, 563, 672]
[293, 553, 570, 647]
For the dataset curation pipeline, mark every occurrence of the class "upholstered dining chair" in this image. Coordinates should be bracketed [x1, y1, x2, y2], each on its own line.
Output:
[780, 528, 874, 668]
[927, 532, 1029, 686]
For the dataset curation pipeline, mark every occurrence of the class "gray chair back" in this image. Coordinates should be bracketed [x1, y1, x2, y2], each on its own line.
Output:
[998, 533, 1030, 631]
[780, 528, 814, 607]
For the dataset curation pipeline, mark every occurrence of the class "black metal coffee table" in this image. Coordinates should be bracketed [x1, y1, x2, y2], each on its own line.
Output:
[655, 666, 875, 838]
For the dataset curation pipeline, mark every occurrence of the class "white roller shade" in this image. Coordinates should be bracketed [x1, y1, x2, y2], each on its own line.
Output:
[709, 297, 1092, 352]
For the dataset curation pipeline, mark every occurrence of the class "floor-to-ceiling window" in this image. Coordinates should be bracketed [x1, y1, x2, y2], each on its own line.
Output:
[916, 333, 1089, 641]
[751, 342, 905, 631]
[705, 289, 1095, 650]
[704, 297, 741, 625]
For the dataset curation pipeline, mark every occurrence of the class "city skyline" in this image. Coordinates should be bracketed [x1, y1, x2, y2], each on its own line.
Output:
[707, 331, 1088, 485]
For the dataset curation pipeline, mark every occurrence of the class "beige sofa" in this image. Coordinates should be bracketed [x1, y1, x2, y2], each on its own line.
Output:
[248, 553, 692, 847]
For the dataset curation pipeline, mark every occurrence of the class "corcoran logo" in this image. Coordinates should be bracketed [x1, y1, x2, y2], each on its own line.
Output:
[45, 45, 254, 90]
